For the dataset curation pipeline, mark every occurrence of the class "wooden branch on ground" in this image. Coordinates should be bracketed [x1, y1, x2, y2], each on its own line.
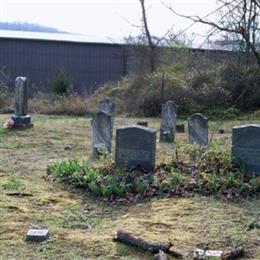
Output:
[113, 230, 183, 258]
[221, 247, 245, 259]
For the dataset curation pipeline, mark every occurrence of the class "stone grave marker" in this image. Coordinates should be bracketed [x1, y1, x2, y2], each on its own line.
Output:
[92, 111, 112, 157]
[11, 77, 33, 128]
[232, 124, 260, 173]
[160, 100, 177, 142]
[115, 125, 156, 170]
[26, 229, 49, 242]
[100, 97, 115, 116]
[176, 124, 185, 133]
[188, 113, 208, 146]
[137, 121, 148, 127]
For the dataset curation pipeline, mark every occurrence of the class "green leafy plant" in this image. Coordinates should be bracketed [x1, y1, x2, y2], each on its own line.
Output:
[3, 176, 22, 190]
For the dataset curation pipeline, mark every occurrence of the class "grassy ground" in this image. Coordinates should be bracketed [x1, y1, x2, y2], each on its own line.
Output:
[0, 114, 259, 259]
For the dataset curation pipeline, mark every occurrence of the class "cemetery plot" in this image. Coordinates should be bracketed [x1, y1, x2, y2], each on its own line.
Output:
[0, 115, 259, 259]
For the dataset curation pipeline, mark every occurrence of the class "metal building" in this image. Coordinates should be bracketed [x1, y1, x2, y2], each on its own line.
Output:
[0, 31, 127, 94]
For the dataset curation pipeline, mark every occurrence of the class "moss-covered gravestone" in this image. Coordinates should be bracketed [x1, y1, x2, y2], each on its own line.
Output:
[11, 77, 33, 128]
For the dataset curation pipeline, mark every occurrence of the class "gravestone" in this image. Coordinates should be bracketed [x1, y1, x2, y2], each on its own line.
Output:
[137, 121, 148, 127]
[11, 77, 33, 128]
[232, 124, 260, 173]
[100, 97, 115, 116]
[160, 100, 177, 142]
[115, 125, 156, 170]
[188, 113, 208, 146]
[92, 111, 112, 157]
[176, 124, 185, 133]
[26, 229, 49, 242]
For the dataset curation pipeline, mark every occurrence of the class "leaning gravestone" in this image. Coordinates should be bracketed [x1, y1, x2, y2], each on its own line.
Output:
[232, 124, 260, 173]
[160, 100, 177, 142]
[115, 125, 156, 170]
[188, 113, 208, 146]
[92, 111, 112, 157]
[11, 77, 33, 128]
[100, 97, 115, 116]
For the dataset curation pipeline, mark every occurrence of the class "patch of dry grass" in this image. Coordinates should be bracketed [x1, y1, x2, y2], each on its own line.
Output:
[0, 114, 259, 259]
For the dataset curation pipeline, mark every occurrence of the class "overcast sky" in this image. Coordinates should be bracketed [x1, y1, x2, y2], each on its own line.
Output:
[0, 0, 218, 45]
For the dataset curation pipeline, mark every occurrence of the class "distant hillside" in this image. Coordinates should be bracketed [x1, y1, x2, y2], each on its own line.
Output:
[0, 22, 67, 33]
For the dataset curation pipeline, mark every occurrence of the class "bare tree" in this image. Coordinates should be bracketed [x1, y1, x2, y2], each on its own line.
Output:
[138, 0, 156, 72]
[162, 0, 260, 69]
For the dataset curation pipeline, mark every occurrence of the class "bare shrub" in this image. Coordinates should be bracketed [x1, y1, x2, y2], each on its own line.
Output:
[28, 92, 92, 116]
[88, 63, 260, 117]
[0, 69, 13, 112]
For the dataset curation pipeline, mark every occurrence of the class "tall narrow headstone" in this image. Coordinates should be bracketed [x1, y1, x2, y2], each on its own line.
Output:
[232, 124, 260, 173]
[115, 125, 156, 170]
[160, 101, 177, 142]
[11, 77, 33, 128]
[188, 113, 208, 146]
[92, 111, 112, 157]
[100, 97, 115, 116]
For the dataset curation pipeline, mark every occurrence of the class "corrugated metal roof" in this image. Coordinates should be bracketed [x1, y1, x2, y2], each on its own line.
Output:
[0, 30, 123, 45]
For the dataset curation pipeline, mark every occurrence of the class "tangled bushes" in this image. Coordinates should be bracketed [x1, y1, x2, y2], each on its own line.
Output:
[91, 64, 260, 117]
[0, 72, 12, 112]
[28, 92, 95, 116]
[1, 64, 259, 117]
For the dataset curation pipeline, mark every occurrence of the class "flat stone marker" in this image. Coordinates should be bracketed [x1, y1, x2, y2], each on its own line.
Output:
[100, 97, 115, 116]
[115, 125, 156, 170]
[92, 111, 112, 157]
[176, 124, 185, 133]
[232, 124, 260, 173]
[188, 113, 208, 146]
[160, 100, 177, 142]
[11, 77, 33, 128]
[26, 229, 49, 242]
[137, 121, 148, 127]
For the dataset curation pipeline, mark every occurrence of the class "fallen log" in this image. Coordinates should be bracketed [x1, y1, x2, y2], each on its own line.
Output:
[113, 230, 182, 258]
[221, 247, 244, 259]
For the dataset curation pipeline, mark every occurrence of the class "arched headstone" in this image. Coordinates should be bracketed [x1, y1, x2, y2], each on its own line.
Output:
[115, 125, 156, 170]
[188, 113, 208, 146]
[100, 97, 115, 116]
[92, 111, 112, 157]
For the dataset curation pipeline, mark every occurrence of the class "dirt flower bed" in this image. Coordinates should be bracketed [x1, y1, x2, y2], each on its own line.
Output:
[47, 157, 260, 202]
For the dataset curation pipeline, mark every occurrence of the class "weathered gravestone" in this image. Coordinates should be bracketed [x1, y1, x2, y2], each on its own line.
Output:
[92, 111, 112, 157]
[160, 101, 177, 142]
[188, 113, 208, 146]
[115, 125, 156, 170]
[100, 97, 115, 116]
[11, 77, 33, 128]
[232, 124, 260, 173]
